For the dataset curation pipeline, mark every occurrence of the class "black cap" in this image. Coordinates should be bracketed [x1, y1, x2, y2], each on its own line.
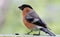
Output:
[18, 4, 33, 10]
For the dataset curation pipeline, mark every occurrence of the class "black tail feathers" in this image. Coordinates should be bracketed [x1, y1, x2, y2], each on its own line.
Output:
[40, 27, 56, 36]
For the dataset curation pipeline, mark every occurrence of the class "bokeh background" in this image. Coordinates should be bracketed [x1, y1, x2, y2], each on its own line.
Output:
[0, 0, 60, 35]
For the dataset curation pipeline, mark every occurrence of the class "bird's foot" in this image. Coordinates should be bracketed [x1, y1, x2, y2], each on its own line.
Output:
[25, 33, 30, 35]
[33, 34, 40, 36]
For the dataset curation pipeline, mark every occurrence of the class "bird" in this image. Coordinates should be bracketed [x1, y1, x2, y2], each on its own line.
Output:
[18, 4, 56, 36]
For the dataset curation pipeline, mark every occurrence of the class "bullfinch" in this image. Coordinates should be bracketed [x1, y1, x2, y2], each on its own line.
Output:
[18, 4, 56, 36]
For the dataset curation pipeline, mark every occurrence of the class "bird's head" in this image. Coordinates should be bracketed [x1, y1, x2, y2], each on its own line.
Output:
[18, 4, 33, 11]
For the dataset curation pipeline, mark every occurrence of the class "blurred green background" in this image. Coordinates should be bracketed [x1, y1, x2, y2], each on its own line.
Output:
[0, 0, 60, 34]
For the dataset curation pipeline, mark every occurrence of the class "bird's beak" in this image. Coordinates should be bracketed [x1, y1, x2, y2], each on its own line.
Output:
[18, 6, 22, 10]
[18, 6, 21, 9]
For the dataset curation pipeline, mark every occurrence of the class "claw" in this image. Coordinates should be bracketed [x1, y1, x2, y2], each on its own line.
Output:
[33, 34, 40, 36]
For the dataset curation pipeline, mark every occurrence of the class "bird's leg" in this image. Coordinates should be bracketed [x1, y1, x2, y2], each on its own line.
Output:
[39, 30, 40, 35]
[33, 30, 40, 36]
[26, 30, 33, 35]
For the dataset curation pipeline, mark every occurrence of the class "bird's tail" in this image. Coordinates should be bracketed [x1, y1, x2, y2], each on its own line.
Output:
[40, 27, 56, 36]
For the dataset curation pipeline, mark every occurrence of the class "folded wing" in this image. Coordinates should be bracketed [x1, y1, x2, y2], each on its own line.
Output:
[25, 10, 47, 28]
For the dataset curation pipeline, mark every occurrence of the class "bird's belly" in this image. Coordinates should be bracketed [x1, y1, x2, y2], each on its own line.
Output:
[23, 19, 35, 30]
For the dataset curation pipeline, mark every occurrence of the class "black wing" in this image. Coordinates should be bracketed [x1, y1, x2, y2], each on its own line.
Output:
[25, 10, 47, 28]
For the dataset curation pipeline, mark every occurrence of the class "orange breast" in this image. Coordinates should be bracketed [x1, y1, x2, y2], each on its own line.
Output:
[23, 19, 35, 30]
[22, 10, 35, 30]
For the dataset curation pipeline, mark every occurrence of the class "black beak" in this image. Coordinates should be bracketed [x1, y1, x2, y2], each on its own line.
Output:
[18, 6, 23, 11]
[18, 6, 21, 9]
